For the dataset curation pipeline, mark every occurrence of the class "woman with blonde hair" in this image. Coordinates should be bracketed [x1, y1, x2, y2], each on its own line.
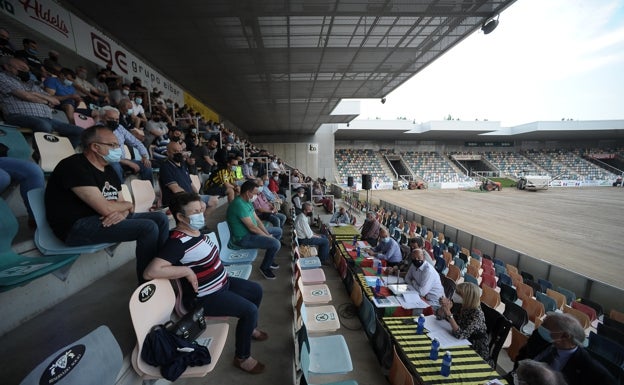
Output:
[439, 282, 494, 367]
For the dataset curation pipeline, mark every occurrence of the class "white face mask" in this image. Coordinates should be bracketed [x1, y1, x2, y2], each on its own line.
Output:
[451, 292, 463, 304]
[250, 194, 257, 202]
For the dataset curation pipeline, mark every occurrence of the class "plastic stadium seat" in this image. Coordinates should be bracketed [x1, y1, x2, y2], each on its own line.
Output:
[371, 318, 393, 372]
[129, 179, 156, 213]
[389, 345, 415, 385]
[224, 264, 252, 280]
[481, 303, 512, 366]
[19, 326, 122, 385]
[562, 305, 590, 329]
[579, 297, 604, 318]
[535, 291, 557, 313]
[609, 309, 624, 325]
[545, 288, 566, 310]
[556, 286, 576, 305]
[73, 112, 95, 128]
[480, 273, 497, 290]
[129, 279, 228, 379]
[504, 301, 529, 331]
[50, 108, 69, 123]
[440, 274, 456, 299]
[524, 279, 543, 295]
[27, 188, 117, 256]
[0, 124, 32, 160]
[358, 298, 377, 339]
[597, 323, 624, 347]
[506, 326, 529, 363]
[480, 284, 501, 310]
[34, 132, 75, 173]
[571, 301, 597, 322]
[299, 325, 354, 378]
[296, 277, 332, 305]
[588, 331, 624, 367]
[463, 273, 479, 286]
[497, 272, 512, 288]
[446, 264, 461, 283]
[0, 198, 79, 291]
[214, 222, 258, 265]
[537, 278, 553, 292]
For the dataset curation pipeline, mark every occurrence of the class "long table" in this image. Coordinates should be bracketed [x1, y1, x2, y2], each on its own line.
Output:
[383, 317, 505, 385]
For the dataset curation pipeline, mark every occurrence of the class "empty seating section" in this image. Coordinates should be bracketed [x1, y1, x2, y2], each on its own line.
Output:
[401, 151, 473, 183]
[335, 149, 391, 184]
[484, 151, 544, 178]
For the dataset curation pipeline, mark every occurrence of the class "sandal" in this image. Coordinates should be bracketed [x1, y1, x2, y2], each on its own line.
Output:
[252, 329, 269, 341]
[233, 356, 265, 374]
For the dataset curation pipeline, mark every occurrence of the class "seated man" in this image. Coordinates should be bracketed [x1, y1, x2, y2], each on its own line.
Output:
[194, 135, 219, 177]
[242, 158, 255, 181]
[227, 180, 282, 280]
[294, 202, 330, 265]
[330, 207, 350, 224]
[99, 106, 152, 182]
[44, 125, 169, 281]
[291, 187, 305, 215]
[203, 156, 239, 202]
[252, 178, 286, 229]
[360, 211, 381, 246]
[43, 67, 82, 124]
[408, 236, 435, 265]
[530, 312, 616, 385]
[0, 57, 82, 147]
[404, 248, 445, 310]
[365, 228, 403, 267]
[268, 171, 286, 200]
[143, 193, 267, 374]
[159, 141, 218, 221]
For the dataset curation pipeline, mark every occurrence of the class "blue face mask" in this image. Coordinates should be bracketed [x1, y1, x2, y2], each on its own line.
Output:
[382, 237, 391, 243]
[27, 48, 38, 55]
[264, 180, 269, 187]
[135, 98, 142, 105]
[258, 186, 264, 192]
[187, 213, 205, 230]
[231, 166, 237, 171]
[63, 79, 73, 86]
[100, 147, 123, 163]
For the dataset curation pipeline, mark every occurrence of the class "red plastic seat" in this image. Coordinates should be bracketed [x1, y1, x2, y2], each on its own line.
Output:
[572, 301, 597, 322]
[480, 273, 497, 289]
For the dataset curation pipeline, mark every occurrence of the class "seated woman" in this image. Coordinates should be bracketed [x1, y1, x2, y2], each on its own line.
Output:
[312, 180, 333, 213]
[438, 282, 494, 368]
[143, 192, 268, 374]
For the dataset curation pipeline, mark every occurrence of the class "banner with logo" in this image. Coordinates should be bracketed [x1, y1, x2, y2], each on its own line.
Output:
[183, 92, 219, 122]
[0, 0, 76, 50]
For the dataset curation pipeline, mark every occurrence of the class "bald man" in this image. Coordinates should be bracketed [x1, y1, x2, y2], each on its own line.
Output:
[159, 141, 218, 223]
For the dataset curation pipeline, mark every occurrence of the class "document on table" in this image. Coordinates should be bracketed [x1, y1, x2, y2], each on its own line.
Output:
[396, 292, 430, 309]
[356, 241, 371, 249]
[382, 275, 405, 285]
[372, 295, 401, 308]
[424, 315, 471, 348]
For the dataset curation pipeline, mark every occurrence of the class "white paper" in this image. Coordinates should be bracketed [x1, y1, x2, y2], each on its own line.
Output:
[382, 275, 405, 285]
[397, 292, 430, 309]
[424, 316, 472, 348]
[372, 295, 401, 308]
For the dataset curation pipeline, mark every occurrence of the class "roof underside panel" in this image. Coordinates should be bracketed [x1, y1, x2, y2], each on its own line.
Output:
[62, 0, 516, 136]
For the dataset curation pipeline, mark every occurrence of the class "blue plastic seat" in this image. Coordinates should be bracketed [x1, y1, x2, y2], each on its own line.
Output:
[537, 278, 553, 292]
[224, 264, 252, 280]
[497, 272, 513, 288]
[215, 221, 258, 265]
[463, 273, 479, 285]
[27, 188, 116, 256]
[0, 198, 78, 291]
[298, 324, 353, 376]
[300, 342, 357, 385]
[556, 286, 576, 305]
[0, 124, 32, 160]
[535, 291, 557, 313]
[588, 331, 624, 367]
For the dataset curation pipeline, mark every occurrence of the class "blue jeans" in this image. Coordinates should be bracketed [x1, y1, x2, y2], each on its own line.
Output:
[237, 227, 282, 271]
[196, 277, 262, 358]
[5, 114, 83, 147]
[64, 211, 169, 281]
[259, 212, 286, 228]
[109, 160, 153, 183]
[298, 235, 330, 262]
[0, 158, 45, 218]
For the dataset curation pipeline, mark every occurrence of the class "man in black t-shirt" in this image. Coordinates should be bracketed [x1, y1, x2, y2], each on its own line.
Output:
[45, 125, 169, 281]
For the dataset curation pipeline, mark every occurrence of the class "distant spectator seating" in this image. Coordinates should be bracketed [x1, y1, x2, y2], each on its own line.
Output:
[401, 151, 473, 183]
[335, 149, 392, 184]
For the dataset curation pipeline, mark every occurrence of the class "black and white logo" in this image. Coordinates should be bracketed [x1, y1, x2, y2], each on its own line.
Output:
[40, 344, 85, 384]
[139, 283, 156, 302]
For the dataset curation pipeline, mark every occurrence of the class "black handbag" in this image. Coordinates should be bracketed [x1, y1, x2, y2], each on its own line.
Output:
[166, 306, 207, 341]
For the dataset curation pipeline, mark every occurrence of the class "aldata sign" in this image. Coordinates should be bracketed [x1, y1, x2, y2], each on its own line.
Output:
[0, 0, 183, 104]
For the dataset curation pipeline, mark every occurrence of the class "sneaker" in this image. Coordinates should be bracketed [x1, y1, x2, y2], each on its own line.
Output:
[270, 263, 280, 270]
[259, 268, 276, 280]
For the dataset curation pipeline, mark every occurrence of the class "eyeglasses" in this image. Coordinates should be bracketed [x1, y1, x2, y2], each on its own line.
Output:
[95, 142, 121, 149]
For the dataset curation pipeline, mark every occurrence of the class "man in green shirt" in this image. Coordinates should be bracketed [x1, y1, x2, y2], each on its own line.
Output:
[227, 180, 282, 279]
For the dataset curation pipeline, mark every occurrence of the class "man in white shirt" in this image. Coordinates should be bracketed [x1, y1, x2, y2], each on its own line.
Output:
[404, 248, 445, 309]
[294, 202, 330, 264]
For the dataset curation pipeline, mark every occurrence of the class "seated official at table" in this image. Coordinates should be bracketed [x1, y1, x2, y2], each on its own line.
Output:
[439, 282, 494, 367]
[404, 248, 445, 309]
[329, 207, 350, 224]
[365, 228, 402, 267]
[360, 211, 380, 247]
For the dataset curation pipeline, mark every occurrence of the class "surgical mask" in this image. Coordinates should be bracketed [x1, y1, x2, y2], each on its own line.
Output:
[191, 128, 197, 134]
[250, 194, 257, 202]
[99, 147, 123, 163]
[105, 120, 118, 130]
[135, 98, 142, 105]
[17, 70, 31, 82]
[451, 292, 464, 304]
[382, 237, 390, 243]
[27, 48, 38, 55]
[172, 153, 184, 163]
[298, 193, 304, 197]
[187, 213, 204, 230]
[248, 162, 253, 166]
[411, 259, 424, 269]
[127, 108, 133, 115]
[63, 79, 73, 86]
[264, 180, 269, 187]
[122, 89, 130, 95]
[230, 166, 237, 171]
[258, 186, 264, 192]
[226, 146, 231, 151]
[273, 176, 279, 181]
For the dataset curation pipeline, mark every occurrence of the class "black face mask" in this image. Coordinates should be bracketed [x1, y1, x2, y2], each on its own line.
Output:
[105, 120, 118, 130]
[306, 211, 313, 217]
[98, 76, 106, 82]
[0, 38, 8, 46]
[17, 70, 30, 82]
[412, 259, 424, 269]
[172, 153, 184, 163]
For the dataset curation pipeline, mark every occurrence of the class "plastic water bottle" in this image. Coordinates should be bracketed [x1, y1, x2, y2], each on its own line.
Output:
[375, 277, 381, 294]
[416, 314, 425, 334]
[440, 351, 452, 377]
[356, 246, 361, 257]
[352, 235, 357, 246]
[376, 261, 382, 276]
[429, 338, 440, 360]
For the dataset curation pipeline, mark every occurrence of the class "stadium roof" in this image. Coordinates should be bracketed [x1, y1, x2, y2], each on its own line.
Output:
[62, 0, 516, 136]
